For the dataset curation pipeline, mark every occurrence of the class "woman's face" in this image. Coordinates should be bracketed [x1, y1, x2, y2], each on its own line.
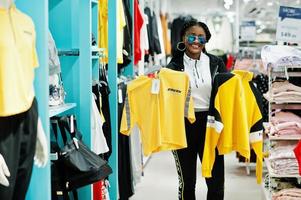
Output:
[184, 25, 206, 57]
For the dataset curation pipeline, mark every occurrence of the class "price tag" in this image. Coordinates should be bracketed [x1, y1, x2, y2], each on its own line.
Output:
[70, 115, 74, 133]
[118, 88, 123, 103]
[276, 6, 301, 43]
[151, 79, 160, 94]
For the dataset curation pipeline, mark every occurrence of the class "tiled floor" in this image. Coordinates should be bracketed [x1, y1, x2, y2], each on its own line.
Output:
[130, 151, 262, 200]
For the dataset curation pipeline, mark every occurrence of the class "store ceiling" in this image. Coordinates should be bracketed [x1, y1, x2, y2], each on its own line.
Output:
[168, 0, 301, 34]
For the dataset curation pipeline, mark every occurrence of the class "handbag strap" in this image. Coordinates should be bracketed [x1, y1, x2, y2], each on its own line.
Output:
[57, 115, 82, 143]
[50, 117, 68, 147]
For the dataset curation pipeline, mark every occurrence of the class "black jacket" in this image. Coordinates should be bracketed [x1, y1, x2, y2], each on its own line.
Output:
[166, 50, 227, 82]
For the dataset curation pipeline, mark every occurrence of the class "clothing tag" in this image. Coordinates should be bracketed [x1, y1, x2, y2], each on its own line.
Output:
[118, 88, 123, 103]
[70, 115, 74, 133]
[151, 79, 160, 94]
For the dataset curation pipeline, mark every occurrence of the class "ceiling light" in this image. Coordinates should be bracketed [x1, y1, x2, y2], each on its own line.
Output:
[267, 2, 273, 6]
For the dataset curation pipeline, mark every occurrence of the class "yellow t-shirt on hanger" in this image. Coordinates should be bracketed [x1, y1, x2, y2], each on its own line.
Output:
[0, 5, 39, 116]
[98, 0, 126, 64]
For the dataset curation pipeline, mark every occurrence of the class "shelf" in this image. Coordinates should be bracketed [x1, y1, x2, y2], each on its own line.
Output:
[49, 103, 76, 117]
[58, 49, 80, 56]
[268, 134, 301, 141]
[261, 183, 271, 200]
[264, 158, 301, 178]
[271, 71, 301, 77]
[271, 103, 301, 110]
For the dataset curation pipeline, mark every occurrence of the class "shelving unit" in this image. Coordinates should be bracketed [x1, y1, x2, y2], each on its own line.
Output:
[263, 61, 301, 200]
[15, 0, 130, 199]
[261, 183, 271, 200]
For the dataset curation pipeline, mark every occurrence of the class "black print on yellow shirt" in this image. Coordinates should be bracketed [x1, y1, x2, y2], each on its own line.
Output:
[167, 88, 182, 94]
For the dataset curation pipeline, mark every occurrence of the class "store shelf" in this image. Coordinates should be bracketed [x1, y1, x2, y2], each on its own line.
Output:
[49, 103, 76, 117]
[271, 71, 301, 77]
[58, 49, 80, 56]
[271, 103, 301, 110]
[261, 183, 271, 200]
[268, 134, 301, 141]
[264, 158, 301, 178]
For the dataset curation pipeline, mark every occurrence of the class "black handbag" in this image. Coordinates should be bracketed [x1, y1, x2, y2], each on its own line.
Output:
[50, 115, 112, 194]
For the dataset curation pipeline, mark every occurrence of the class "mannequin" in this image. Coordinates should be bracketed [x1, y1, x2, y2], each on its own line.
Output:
[0, 0, 48, 199]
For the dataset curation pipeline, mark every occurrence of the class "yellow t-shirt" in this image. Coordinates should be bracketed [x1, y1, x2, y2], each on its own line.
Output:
[0, 5, 39, 116]
[98, 0, 108, 63]
[120, 68, 195, 156]
[117, 0, 126, 64]
[98, 0, 126, 64]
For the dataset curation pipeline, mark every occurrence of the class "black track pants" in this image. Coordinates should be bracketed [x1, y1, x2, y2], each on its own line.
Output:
[173, 111, 224, 200]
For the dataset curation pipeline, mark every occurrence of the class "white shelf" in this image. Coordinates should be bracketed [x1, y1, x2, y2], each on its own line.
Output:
[264, 158, 301, 178]
[49, 103, 76, 117]
[261, 183, 271, 200]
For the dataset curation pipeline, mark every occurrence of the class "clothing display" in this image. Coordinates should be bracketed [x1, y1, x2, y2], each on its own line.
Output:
[264, 80, 301, 103]
[144, 7, 162, 56]
[0, 5, 39, 116]
[117, 0, 126, 64]
[253, 74, 269, 122]
[129, 125, 142, 186]
[91, 96, 109, 155]
[118, 82, 134, 200]
[206, 16, 233, 53]
[272, 188, 301, 200]
[160, 13, 171, 56]
[120, 68, 195, 156]
[98, 0, 108, 63]
[133, 0, 144, 65]
[261, 45, 301, 70]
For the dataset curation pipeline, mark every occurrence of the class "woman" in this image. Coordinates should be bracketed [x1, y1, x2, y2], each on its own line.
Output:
[167, 19, 227, 200]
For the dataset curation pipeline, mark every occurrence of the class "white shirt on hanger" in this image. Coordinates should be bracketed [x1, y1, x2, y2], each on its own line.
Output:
[91, 95, 109, 155]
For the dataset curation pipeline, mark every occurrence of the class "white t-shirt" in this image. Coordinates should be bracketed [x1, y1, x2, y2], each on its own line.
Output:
[184, 53, 212, 111]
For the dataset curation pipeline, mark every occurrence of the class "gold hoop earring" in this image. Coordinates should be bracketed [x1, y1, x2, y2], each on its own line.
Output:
[177, 42, 186, 52]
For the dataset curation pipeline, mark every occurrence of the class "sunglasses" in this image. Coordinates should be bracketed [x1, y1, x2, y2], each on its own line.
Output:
[186, 35, 206, 44]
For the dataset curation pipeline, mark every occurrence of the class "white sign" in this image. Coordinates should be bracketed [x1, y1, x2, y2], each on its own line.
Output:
[276, 6, 301, 43]
[240, 21, 256, 41]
